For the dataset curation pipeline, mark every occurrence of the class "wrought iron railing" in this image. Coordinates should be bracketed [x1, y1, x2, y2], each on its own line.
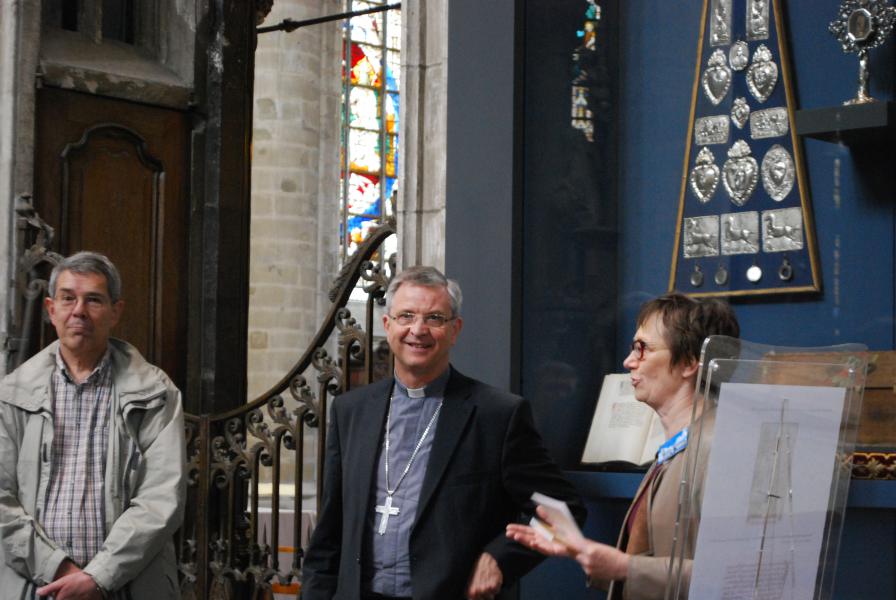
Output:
[179, 222, 396, 599]
[4, 195, 62, 373]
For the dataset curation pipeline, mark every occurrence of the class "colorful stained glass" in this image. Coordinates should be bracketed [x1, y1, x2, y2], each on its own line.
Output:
[349, 87, 381, 130]
[348, 129, 381, 173]
[350, 7, 382, 45]
[571, 1, 601, 142]
[385, 92, 399, 133]
[384, 177, 397, 215]
[350, 43, 382, 87]
[346, 215, 380, 251]
[341, 2, 400, 260]
[386, 51, 400, 92]
[384, 134, 397, 178]
[387, 10, 402, 49]
[347, 172, 380, 216]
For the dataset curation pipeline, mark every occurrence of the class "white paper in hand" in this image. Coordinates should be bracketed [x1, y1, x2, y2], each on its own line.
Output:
[529, 492, 585, 549]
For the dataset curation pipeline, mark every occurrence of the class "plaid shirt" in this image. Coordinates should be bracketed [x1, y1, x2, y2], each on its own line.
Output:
[43, 348, 113, 569]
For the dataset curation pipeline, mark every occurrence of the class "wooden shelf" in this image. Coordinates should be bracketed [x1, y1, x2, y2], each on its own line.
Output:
[794, 101, 895, 145]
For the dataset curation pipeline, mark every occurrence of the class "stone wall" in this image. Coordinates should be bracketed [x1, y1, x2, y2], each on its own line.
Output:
[247, 0, 343, 400]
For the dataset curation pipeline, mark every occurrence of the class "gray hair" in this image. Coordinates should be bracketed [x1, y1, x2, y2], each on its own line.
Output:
[49, 251, 123, 303]
[384, 266, 463, 317]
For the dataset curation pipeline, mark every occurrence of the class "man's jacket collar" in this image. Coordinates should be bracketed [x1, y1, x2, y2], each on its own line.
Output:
[0, 338, 168, 413]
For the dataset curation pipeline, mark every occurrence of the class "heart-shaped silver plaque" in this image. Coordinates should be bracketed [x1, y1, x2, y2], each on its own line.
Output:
[703, 49, 732, 105]
[761, 144, 795, 201]
[746, 44, 778, 103]
[690, 147, 720, 203]
[722, 140, 759, 206]
[731, 97, 750, 129]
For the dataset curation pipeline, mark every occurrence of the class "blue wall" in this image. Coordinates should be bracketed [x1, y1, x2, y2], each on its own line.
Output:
[616, 1, 895, 352]
[446, 0, 895, 392]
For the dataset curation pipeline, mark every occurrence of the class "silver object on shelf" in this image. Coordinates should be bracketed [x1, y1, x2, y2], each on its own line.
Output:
[829, 0, 896, 105]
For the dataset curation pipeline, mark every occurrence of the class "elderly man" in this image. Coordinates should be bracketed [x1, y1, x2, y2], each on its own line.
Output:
[302, 266, 584, 600]
[0, 251, 185, 600]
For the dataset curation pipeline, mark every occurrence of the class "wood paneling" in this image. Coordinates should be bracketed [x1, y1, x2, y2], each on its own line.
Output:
[34, 87, 189, 389]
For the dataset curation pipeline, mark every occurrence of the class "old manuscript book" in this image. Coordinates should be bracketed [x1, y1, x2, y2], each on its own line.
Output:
[580, 374, 665, 467]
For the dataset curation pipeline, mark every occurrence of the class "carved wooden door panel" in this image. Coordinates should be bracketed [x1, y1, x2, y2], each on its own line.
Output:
[34, 87, 189, 389]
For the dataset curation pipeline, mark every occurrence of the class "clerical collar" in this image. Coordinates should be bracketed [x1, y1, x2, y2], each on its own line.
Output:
[393, 368, 450, 399]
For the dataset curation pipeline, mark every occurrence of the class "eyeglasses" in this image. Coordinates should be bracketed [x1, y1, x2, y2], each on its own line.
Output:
[629, 339, 668, 361]
[389, 312, 456, 328]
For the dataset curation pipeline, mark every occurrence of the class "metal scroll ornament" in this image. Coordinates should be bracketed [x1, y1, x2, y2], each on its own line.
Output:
[690, 147, 721, 203]
[703, 49, 733, 105]
[722, 140, 759, 206]
[829, 0, 896, 105]
[746, 44, 778, 103]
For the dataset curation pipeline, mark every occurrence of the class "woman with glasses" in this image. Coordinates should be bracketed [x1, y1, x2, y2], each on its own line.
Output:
[507, 292, 739, 599]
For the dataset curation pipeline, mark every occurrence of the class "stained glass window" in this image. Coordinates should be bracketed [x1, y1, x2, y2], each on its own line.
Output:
[341, 1, 400, 260]
[571, 1, 601, 141]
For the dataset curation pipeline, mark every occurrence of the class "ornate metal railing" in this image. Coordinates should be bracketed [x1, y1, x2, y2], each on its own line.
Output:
[4, 195, 62, 373]
[179, 222, 396, 599]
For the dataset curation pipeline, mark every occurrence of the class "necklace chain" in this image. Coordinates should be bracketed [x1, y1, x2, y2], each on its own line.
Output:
[384, 394, 443, 496]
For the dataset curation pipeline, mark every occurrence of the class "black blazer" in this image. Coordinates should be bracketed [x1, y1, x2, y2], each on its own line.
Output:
[302, 367, 585, 600]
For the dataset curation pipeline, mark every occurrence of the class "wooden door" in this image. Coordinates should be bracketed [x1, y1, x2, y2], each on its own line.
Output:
[34, 87, 189, 389]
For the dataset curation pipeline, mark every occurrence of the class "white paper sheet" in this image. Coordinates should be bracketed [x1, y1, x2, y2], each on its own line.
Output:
[688, 382, 846, 600]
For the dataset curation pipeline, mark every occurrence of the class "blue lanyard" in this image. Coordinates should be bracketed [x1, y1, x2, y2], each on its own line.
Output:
[656, 427, 688, 465]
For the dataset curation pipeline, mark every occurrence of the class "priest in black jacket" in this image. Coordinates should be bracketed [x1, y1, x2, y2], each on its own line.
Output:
[302, 266, 584, 600]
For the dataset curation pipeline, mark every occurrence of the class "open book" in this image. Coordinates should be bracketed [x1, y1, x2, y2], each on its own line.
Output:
[580, 374, 665, 467]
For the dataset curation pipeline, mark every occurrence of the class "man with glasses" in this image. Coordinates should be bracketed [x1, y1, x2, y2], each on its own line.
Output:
[0, 251, 185, 600]
[303, 266, 583, 600]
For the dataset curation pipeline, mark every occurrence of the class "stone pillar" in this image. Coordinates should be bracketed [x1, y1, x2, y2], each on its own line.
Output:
[0, 0, 41, 376]
[397, 0, 449, 270]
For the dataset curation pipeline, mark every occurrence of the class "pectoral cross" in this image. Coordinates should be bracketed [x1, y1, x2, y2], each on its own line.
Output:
[375, 494, 400, 535]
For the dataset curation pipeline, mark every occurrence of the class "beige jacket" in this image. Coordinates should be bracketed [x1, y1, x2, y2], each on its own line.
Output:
[0, 339, 185, 600]
[608, 418, 713, 600]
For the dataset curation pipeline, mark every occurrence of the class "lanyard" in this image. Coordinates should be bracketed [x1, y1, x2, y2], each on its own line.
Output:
[656, 426, 688, 465]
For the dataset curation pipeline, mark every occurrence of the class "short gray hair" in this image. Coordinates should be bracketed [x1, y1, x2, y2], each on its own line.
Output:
[384, 266, 463, 317]
[49, 251, 122, 303]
